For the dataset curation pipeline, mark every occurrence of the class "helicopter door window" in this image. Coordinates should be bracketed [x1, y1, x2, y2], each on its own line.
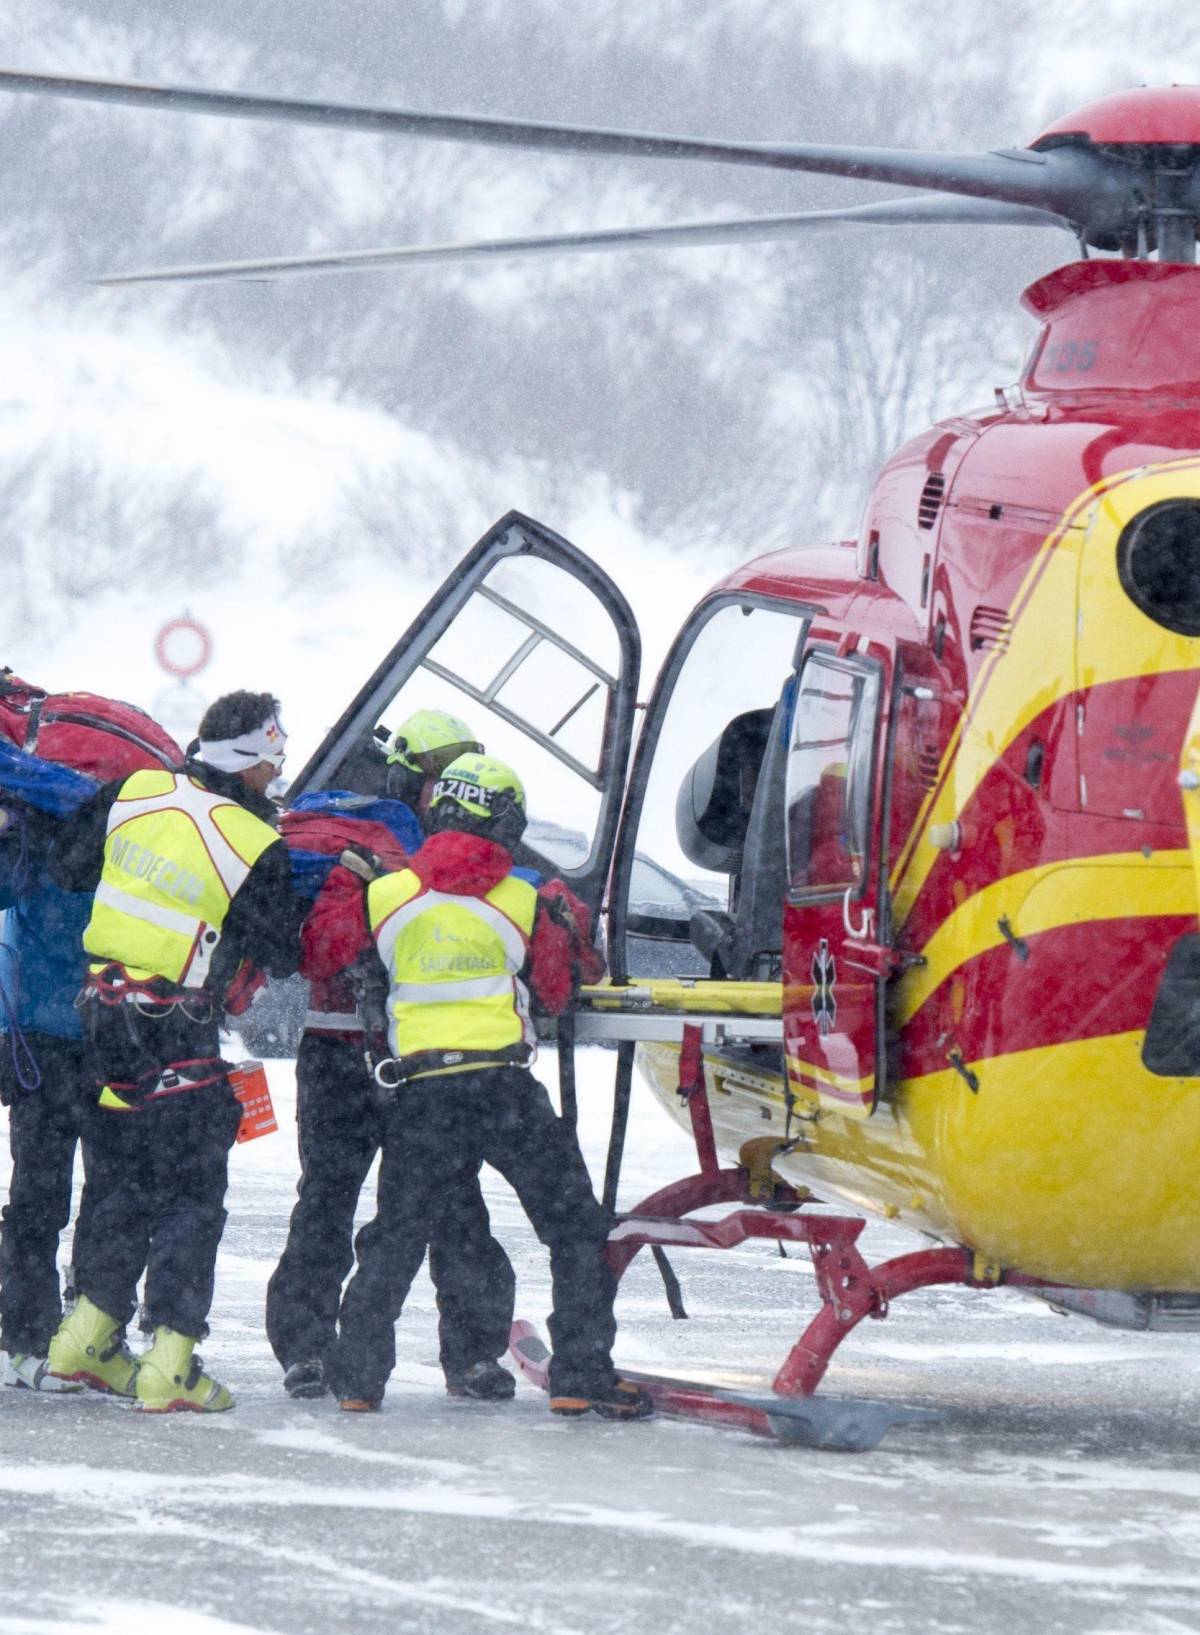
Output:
[372, 555, 620, 872]
[621, 598, 808, 977]
[786, 653, 881, 901]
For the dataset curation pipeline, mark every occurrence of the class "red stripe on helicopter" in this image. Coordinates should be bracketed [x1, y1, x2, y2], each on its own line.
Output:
[898, 913, 1191, 1077]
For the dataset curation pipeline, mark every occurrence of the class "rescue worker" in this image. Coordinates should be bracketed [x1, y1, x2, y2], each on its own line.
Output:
[266, 707, 518, 1402]
[306, 751, 653, 1419]
[332, 706, 480, 804]
[0, 842, 108, 1390]
[44, 690, 305, 1411]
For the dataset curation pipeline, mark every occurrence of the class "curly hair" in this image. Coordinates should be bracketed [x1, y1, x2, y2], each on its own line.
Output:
[197, 690, 281, 741]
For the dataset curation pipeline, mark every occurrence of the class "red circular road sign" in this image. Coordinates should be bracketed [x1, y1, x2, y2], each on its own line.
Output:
[155, 616, 212, 680]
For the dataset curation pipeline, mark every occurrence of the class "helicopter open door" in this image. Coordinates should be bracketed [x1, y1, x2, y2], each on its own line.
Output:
[289, 510, 641, 927]
[607, 594, 815, 988]
[781, 640, 893, 1120]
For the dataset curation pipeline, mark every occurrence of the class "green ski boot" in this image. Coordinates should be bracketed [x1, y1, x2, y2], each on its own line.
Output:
[136, 1326, 233, 1414]
[45, 1295, 139, 1396]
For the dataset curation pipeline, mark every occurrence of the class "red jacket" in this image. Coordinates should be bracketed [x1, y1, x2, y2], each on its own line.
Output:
[301, 829, 605, 1031]
[284, 808, 412, 1036]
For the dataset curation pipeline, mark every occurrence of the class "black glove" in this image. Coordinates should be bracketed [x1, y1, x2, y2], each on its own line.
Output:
[338, 844, 383, 883]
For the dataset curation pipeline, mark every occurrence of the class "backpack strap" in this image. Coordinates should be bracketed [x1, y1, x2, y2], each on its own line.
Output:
[23, 695, 45, 755]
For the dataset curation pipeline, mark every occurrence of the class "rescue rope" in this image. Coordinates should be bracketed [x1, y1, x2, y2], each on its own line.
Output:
[9, 808, 31, 895]
[0, 933, 40, 1092]
[80, 964, 215, 1024]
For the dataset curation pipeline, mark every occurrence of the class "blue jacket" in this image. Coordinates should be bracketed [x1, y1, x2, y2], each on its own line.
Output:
[0, 740, 97, 1042]
[0, 868, 91, 1040]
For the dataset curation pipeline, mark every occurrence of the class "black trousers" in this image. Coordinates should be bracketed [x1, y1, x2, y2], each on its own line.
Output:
[0, 1033, 107, 1356]
[266, 1033, 515, 1378]
[70, 998, 240, 1339]
[331, 1065, 616, 1404]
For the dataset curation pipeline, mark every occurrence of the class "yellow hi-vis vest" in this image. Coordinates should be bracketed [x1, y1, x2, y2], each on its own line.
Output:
[83, 769, 278, 988]
[367, 867, 538, 1060]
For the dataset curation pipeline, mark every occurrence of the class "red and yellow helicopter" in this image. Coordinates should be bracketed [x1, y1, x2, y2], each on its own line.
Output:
[7, 68, 1200, 1445]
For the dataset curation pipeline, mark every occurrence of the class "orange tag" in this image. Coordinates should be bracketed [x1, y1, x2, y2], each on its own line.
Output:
[229, 1060, 278, 1143]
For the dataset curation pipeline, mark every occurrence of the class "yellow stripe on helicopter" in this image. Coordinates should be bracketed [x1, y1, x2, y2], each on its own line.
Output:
[786, 1056, 873, 1098]
[894, 850, 1193, 1025]
[641, 1025, 1200, 1289]
[890, 457, 1200, 930]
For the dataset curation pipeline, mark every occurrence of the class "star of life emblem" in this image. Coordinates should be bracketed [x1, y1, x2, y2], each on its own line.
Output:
[811, 939, 837, 1037]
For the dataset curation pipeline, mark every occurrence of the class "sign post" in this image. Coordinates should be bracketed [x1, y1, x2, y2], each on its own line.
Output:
[153, 613, 212, 748]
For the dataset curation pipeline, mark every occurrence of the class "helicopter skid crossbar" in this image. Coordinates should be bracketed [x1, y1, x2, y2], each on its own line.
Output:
[507, 1131, 1051, 1443]
[772, 1243, 977, 1396]
[603, 1164, 804, 1276]
[604, 1187, 978, 1398]
[509, 1176, 984, 1443]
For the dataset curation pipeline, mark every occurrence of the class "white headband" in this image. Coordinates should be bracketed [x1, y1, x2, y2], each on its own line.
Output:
[198, 713, 287, 774]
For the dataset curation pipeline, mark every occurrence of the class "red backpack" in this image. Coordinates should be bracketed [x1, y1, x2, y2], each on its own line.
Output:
[0, 669, 183, 781]
[280, 809, 413, 874]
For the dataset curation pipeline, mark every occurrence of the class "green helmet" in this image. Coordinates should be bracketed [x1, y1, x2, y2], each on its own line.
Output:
[386, 708, 481, 778]
[424, 752, 527, 849]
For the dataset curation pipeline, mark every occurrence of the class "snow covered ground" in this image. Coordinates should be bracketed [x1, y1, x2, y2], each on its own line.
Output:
[3, 1049, 1200, 1635]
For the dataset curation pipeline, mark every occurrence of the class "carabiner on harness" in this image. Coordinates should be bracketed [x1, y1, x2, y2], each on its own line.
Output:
[371, 1043, 530, 1091]
[373, 1056, 407, 1091]
[81, 965, 214, 1024]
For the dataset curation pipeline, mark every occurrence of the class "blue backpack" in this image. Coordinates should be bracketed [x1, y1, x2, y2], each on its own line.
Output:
[0, 740, 97, 902]
[281, 791, 426, 899]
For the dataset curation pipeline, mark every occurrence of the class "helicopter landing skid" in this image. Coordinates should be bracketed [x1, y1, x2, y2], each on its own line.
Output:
[606, 1200, 996, 1398]
[510, 1019, 1030, 1444]
[510, 1197, 975, 1445]
[508, 1319, 938, 1449]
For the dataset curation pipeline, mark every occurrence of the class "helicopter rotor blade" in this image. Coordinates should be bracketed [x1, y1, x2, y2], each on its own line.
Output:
[0, 66, 1106, 218]
[97, 197, 1069, 287]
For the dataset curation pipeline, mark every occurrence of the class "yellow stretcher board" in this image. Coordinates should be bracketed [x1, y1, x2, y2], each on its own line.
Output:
[580, 980, 782, 1015]
[570, 981, 784, 1045]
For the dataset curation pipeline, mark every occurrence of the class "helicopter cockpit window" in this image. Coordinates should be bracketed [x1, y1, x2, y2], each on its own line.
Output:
[367, 555, 618, 874]
[785, 654, 881, 901]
